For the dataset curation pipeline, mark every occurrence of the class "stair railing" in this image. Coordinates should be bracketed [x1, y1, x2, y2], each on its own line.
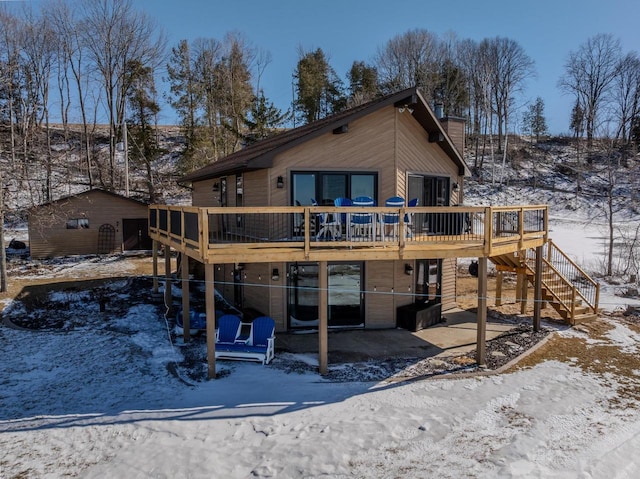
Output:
[526, 239, 599, 316]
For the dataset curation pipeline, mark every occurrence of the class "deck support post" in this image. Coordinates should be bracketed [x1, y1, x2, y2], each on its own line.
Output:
[533, 246, 543, 332]
[181, 254, 191, 343]
[205, 263, 216, 379]
[495, 271, 503, 307]
[152, 240, 159, 294]
[318, 260, 328, 375]
[164, 246, 172, 308]
[476, 256, 488, 366]
[519, 267, 528, 314]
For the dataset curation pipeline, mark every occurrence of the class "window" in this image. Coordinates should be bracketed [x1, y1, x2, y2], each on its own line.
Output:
[291, 171, 377, 206]
[66, 218, 89, 229]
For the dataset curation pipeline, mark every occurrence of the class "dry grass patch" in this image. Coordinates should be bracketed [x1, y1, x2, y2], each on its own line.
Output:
[513, 317, 640, 405]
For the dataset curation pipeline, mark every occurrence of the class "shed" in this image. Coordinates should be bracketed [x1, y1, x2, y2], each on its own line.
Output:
[28, 189, 151, 259]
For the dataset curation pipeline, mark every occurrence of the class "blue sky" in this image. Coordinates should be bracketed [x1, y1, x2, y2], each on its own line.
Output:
[138, 0, 640, 134]
[30, 0, 640, 134]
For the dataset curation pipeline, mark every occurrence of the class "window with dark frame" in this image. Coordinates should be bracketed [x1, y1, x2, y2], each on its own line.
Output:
[66, 218, 89, 229]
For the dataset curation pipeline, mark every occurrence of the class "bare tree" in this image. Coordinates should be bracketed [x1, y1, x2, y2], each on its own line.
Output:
[487, 36, 535, 152]
[612, 51, 640, 144]
[374, 28, 443, 98]
[560, 34, 622, 147]
[81, 0, 165, 189]
[49, 0, 97, 189]
[20, 7, 57, 202]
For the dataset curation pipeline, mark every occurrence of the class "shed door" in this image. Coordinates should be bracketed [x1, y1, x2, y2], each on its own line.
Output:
[122, 218, 152, 250]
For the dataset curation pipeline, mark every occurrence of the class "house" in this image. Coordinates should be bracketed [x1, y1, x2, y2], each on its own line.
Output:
[29, 189, 152, 259]
[149, 87, 599, 378]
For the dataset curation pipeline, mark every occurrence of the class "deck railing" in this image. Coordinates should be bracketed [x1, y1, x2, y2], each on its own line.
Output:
[149, 204, 548, 262]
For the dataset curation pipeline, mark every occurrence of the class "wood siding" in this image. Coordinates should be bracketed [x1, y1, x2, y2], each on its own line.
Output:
[29, 191, 148, 259]
[270, 107, 397, 206]
[441, 258, 457, 311]
[396, 111, 460, 193]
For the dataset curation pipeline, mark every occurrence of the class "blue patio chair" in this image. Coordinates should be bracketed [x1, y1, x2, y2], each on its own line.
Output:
[312, 198, 339, 240]
[175, 308, 206, 336]
[334, 197, 353, 232]
[248, 316, 276, 364]
[216, 314, 243, 344]
[350, 196, 376, 239]
[380, 196, 405, 238]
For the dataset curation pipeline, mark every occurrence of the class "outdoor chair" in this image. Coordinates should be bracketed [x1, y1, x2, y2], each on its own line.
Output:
[350, 196, 376, 240]
[214, 316, 276, 365]
[380, 196, 405, 238]
[174, 308, 207, 336]
[405, 197, 419, 237]
[313, 198, 340, 240]
[333, 197, 353, 238]
[215, 314, 243, 344]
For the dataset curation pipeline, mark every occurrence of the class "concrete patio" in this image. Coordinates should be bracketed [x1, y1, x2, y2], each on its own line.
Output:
[275, 308, 517, 363]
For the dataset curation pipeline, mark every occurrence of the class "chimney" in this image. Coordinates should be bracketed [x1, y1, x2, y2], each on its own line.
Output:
[439, 117, 465, 156]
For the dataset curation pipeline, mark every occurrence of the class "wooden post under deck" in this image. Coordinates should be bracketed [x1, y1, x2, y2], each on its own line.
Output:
[318, 260, 328, 375]
[152, 240, 159, 294]
[520, 267, 528, 314]
[495, 271, 503, 307]
[181, 254, 191, 343]
[533, 246, 543, 332]
[476, 257, 487, 366]
[205, 263, 216, 379]
[164, 246, 172, 308]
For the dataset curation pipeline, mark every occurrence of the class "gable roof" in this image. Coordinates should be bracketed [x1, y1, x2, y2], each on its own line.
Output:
[179, 87, 469, 184]
[30, 189, 149, 211]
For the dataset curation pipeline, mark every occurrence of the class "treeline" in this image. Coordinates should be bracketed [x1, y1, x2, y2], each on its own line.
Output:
[1, 0, 640, 209]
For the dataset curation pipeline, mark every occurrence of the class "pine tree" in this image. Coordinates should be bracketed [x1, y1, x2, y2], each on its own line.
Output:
[294, 48, 345, 124]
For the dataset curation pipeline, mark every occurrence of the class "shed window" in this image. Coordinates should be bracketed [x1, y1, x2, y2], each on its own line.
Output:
[66, 218, 89, 229]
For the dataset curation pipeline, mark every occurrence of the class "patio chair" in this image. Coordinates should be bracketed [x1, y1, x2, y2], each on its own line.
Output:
[334, 197, 353, 237]
[215, 314, 243, 344]
[175, 308, 207, 336]
[215, 316, 276, 365]
[405, 197, 419, 237]
[380, 196, 405, 238]
[312, 198, 340, 240]
[350, 196, 376, 239]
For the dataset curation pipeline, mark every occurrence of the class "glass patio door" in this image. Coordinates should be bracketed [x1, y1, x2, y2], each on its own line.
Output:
[328, 263, 364, 328]
[288, 262, 364, 330]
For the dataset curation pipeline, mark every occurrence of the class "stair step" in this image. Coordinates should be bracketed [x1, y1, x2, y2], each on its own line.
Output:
[571, 312, 598, 325]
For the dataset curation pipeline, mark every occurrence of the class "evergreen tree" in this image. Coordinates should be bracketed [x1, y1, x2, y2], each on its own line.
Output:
[293, 48, 345, 124]
[523, 97, 548, 142]
[347, 61, 379, 106]
[125, 59, 162, 202]
[166, 39, 199, 171]
[243, 90, 289, 143]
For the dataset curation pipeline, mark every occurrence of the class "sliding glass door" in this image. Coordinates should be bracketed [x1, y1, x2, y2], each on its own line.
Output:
[288, 262, 364, 330]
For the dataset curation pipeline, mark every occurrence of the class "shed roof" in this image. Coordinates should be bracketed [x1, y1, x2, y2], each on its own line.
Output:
[29, 189, 149, 211]
[179, 87, 470, 184]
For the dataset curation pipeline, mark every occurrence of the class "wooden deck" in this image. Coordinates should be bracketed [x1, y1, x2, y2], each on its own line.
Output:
[148, 204, 549, 263]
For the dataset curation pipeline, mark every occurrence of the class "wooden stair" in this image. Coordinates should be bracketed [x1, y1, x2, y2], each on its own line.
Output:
[490, 241, 600, 325]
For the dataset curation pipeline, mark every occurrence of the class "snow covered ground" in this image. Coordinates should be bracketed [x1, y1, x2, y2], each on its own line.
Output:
[2, 211, 640, 477]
